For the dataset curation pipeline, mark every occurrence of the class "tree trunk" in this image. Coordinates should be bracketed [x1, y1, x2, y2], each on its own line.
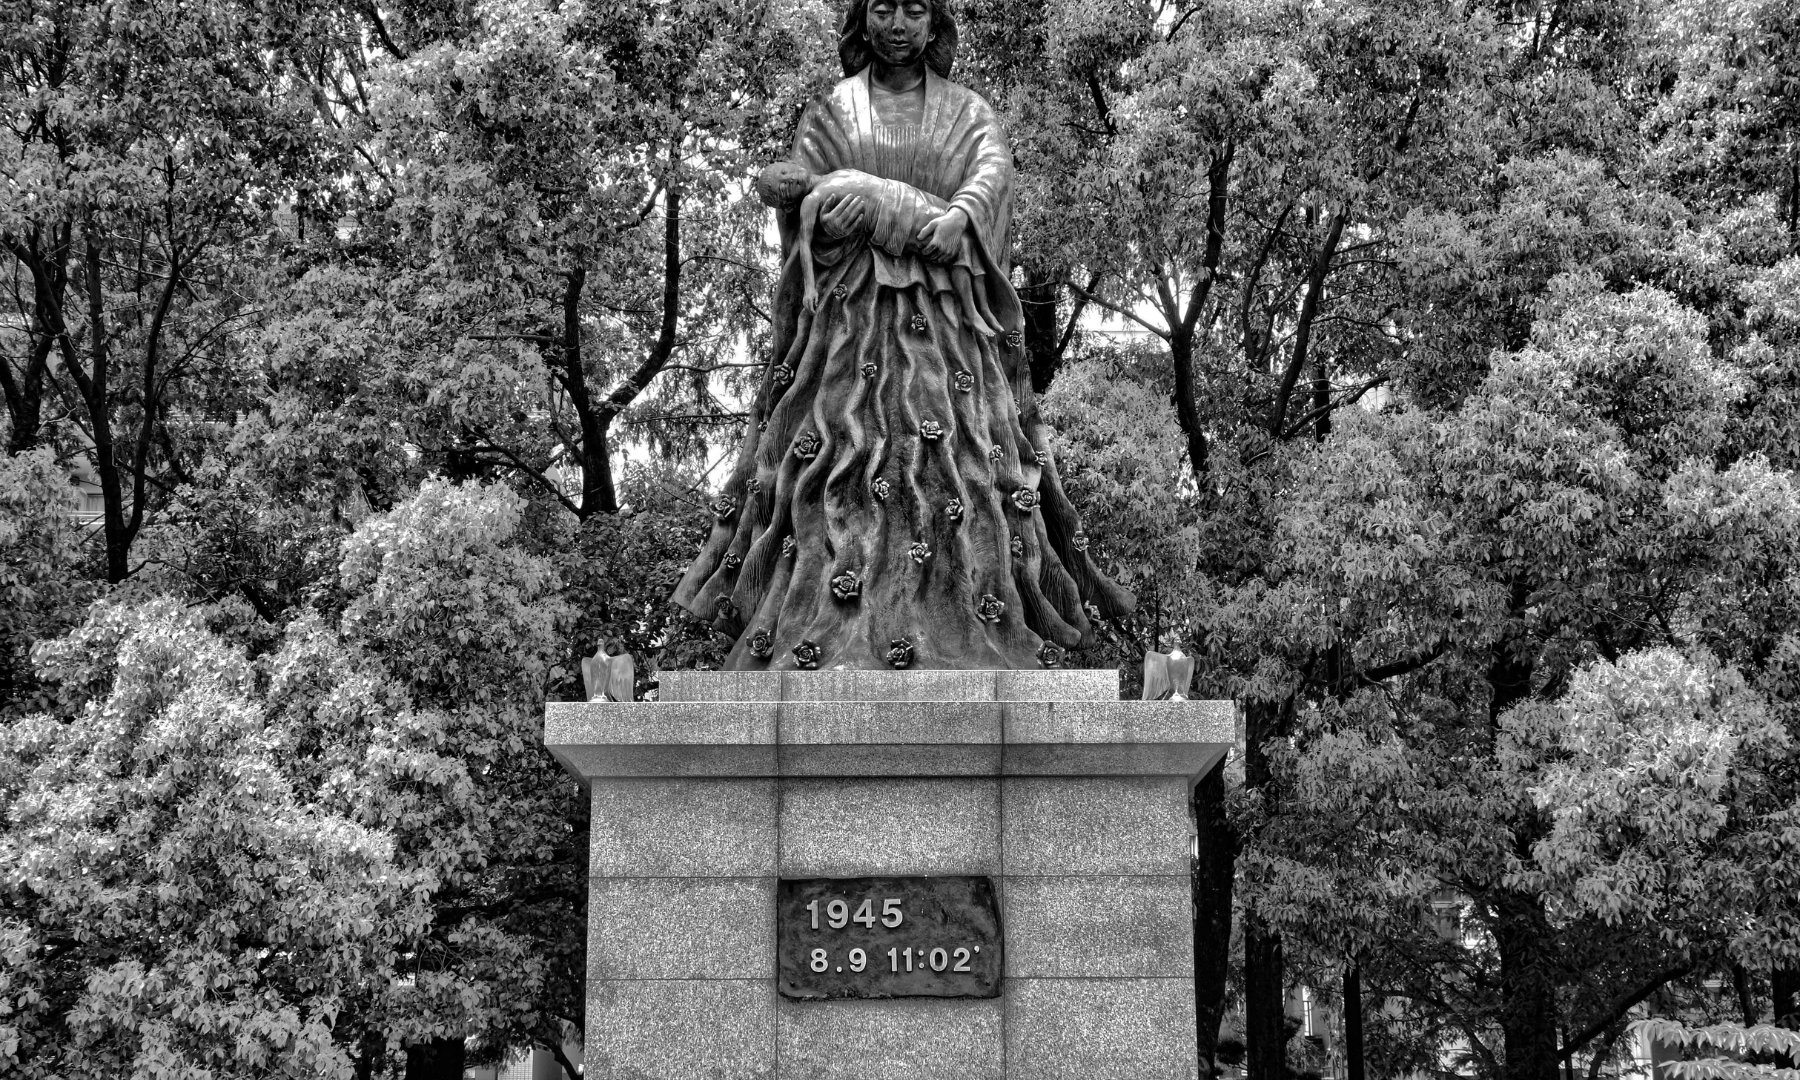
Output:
[1, 335, 51, 453]
[81, 239, 131, 585]
[353, 1030, 386, 1080]
[1733, 964, 1757, 1028]
[1345, 959, 1365, 1080]
[404, 1038, 465, 1080]
[1774, 968, 1800, 1069]
[1775, 968, 1800, 1027]
[1243, 695, 1290, 1080]
[1169, 329, 1209, 479]
[1244, 911, 1288, 1080]
[1311, 355, 1331, 442]
[1020, 266, 1065, 394]
[1495, 892, 1561, 1080]
[1194, 762, 1236, 1079]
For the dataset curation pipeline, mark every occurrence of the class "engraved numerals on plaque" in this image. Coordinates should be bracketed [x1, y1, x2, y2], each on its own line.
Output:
[806, 896, 905, 930]
[777, 877, 1003, 1000]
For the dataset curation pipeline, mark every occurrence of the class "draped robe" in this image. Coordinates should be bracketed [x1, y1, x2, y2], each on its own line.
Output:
[672, 68, 1135, 670]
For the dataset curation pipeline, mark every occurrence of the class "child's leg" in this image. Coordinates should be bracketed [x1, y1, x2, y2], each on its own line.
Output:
[798, 191, 823, 311]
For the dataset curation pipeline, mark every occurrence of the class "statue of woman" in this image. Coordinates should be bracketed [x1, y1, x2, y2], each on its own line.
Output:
[672, 0, 1134, 670]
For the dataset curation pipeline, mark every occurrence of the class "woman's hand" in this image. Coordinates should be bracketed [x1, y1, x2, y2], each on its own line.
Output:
[917, 206, 968, 262]
[820, 194, 870, 239]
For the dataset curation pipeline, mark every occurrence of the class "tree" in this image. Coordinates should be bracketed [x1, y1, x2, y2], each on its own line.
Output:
[0, 598, 419, 1079]
[1226, 277, 1800, 1080]
[260, 0, 835, 522]
[0, 0, 350, 580]
[0, 449, 90, 717]
[261, 479, 580, 1078]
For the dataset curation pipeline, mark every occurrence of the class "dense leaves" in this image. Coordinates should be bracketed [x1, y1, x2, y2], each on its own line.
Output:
[5, 0, 1800, 1077]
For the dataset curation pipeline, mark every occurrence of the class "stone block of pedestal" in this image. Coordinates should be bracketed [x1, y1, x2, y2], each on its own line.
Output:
[544, 670, 1233, 1080]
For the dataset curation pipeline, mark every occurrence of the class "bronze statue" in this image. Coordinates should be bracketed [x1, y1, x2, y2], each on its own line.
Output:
[672, 0, 1134, 669]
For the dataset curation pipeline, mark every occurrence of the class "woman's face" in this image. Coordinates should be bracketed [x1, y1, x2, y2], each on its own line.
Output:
[864, 0, 934, 68]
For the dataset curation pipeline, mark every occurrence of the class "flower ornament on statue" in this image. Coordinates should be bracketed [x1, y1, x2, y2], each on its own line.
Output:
[873, 476, 891, 501]
[771, 363, 794, 387]
[954, 370, 974, 393]
[749, 628, 774, 659]
[712, 494, 737, 521]
[919, 419, 942, 441]
[1011, 488, 1039, 513]
[1010, 534, 1024, 557]
[831, 569, 863, 600]
[793, 639, 822, 668]
[887, 637, 916, 668]
[975, 593, 1005, 622]
[793, 430, 821, 460]
[909, 541, 931, 563]
[722, 551, 742, 571]
[861, 362, 879, 379]
[781, 535, 798, 559]
[944, 498, 963, 523]
[1037, 641, 1064, 668]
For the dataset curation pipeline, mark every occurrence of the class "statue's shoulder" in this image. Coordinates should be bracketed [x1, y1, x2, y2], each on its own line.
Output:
[932, 74, 1003, 128]
[823, 74, 861, 110]
[816, 71, 996, 114]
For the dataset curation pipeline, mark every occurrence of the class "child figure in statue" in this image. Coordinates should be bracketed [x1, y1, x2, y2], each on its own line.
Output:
[758, 161, 1003, 336]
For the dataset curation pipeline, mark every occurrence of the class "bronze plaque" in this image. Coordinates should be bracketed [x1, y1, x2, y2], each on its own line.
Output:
[776, 876, 1003, 999]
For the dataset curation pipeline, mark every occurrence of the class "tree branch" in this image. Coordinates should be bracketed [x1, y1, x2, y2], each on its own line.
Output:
[1279, 375, 1388, 440]
[1560, 962, 1692, 1061]
[365, 2, 408, 60]
[1269, 210, 1346, 437]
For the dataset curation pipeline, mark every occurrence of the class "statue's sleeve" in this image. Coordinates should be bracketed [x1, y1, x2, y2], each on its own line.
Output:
[776, 100, 855, 258]
[943, 97, 1014, 270]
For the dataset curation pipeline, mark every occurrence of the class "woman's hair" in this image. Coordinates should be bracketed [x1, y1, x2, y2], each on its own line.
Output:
[838, 0, 958, 79]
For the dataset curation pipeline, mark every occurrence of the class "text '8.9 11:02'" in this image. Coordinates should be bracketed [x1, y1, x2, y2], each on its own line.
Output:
[776, 876, 1003, 1000]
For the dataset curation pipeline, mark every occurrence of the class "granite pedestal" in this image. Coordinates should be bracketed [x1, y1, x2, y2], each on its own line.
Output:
[545, 669, 1233, 1080]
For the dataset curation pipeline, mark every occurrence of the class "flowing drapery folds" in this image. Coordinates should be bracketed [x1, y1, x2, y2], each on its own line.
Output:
[673, 70, 1134, 670]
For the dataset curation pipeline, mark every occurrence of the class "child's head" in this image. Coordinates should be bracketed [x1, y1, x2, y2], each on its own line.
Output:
[757, 161, 814, 209]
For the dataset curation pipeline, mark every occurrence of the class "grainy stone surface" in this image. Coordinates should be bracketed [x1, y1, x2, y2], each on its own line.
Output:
[585, 978, 775, 1080]
[555, 672, 1234, 1079]
[545, 700, 780, 780]
[1002, 742, 1228, 779]
[782, 669, 1000, 702]
[778, 778, 1001, 877]
[589, 779, 776, 877]
[776, 995, 1005, 1080]
[547, 700, 779, 742]
[587, 877, 774, 980]
[1004, 977, 1199, 1080]
[1001, 776, 1190, 876]
[779, 700, 1002, 744]
[1000, 876, 1192, 978]
[995, 669, 1118, 701]
[550, 742, 783, 779]
[657, 670, 783, 703]
[1025, 699, 1236, 743]
[777, 742, 1005, 777]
